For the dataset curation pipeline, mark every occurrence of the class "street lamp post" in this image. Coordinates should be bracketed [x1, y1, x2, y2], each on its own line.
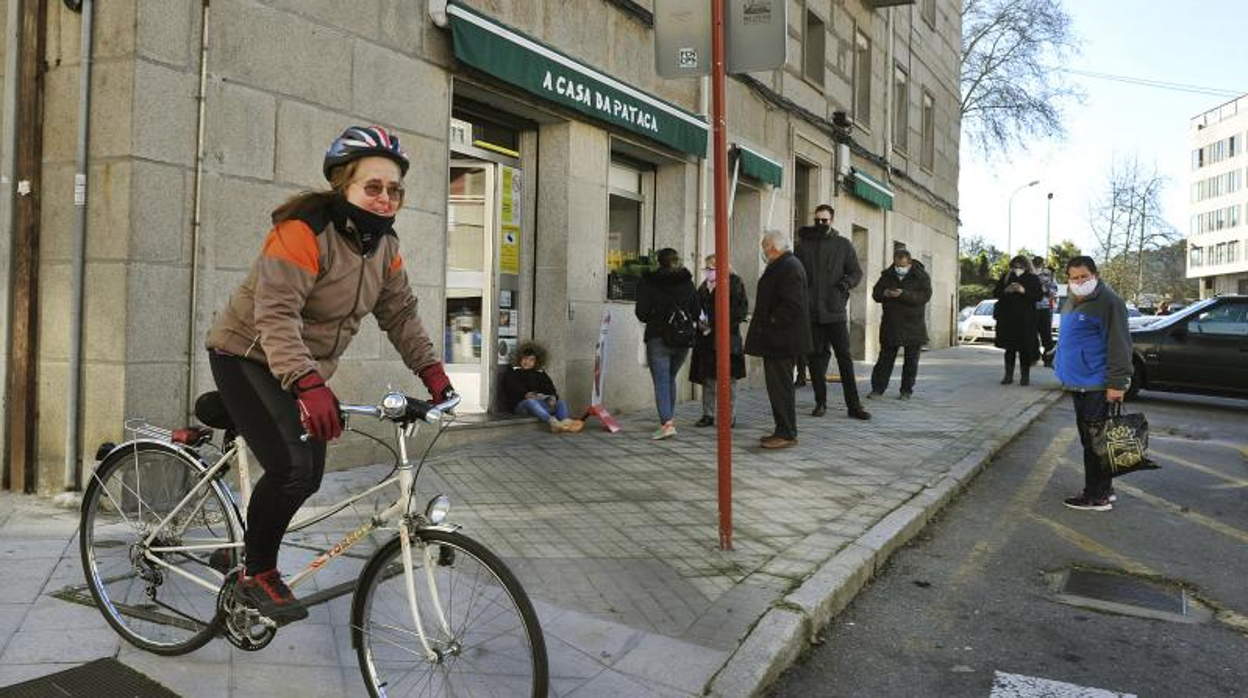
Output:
[1045, 192, 1054, 262]
[1007, 179, 1040, 255]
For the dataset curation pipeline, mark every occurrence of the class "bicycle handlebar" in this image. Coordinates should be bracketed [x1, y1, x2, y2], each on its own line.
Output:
[299, 392, 460, 442]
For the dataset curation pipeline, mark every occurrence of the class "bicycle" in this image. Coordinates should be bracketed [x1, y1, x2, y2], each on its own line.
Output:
[78, 389, 548, 697]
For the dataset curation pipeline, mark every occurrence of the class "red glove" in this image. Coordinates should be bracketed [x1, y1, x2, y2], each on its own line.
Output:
[293, 373, 342, 441]
[419, 363, 455, 402]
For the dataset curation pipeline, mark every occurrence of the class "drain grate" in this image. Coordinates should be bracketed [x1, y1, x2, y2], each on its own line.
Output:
[0, 658, 181, 698]
[1049, 568, 1212, 624]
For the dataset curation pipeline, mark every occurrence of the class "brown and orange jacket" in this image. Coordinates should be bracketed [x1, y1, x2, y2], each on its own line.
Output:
[206, 211, 437, 390]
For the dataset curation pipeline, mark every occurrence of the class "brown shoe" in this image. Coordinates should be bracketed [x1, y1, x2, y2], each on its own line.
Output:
[760, 436, 797, 450]
[563, 419, 585, 433]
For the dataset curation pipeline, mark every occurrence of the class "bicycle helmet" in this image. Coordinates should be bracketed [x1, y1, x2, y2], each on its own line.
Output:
[323, 125, 409, 180]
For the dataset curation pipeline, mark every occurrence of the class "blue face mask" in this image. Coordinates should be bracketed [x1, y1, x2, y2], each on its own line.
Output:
[895, 265, 910, 276]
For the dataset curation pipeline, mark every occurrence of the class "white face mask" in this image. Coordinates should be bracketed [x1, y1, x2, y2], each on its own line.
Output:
[1070, 278, 1099, 297]
[1011, 267, 1024, 276]
[894, 265, 910, 276]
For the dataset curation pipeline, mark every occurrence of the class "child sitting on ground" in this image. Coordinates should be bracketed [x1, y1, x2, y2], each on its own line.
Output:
[501, 341, 584, 433]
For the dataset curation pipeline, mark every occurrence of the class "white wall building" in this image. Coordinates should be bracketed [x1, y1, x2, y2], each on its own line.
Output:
[1188, 95, 1248, 298]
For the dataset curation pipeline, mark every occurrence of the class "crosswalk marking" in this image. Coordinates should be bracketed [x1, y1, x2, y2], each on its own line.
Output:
[990, 671, 1137, 697]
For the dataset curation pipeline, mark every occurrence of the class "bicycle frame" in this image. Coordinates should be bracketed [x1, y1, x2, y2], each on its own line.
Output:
[103, 394, 460, 662]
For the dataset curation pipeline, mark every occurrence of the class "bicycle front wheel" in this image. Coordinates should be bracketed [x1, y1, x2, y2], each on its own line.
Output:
[351, 529, 548, 697]
[80, 441, 239, 655]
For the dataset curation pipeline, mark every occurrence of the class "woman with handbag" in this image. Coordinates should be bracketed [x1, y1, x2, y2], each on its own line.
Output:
[689, 255, 748, 428]
[635, 248, 699, 440]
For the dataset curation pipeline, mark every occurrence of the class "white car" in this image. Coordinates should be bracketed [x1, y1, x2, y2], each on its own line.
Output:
[959, 299, 996, 343]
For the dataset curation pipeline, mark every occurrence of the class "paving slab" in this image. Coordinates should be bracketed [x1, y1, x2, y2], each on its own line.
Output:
[0, 346, 1061, 696]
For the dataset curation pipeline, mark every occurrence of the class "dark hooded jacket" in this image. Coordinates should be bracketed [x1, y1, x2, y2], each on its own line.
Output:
[635, 267, 699, 343]
[500, 341, 559, 412]
[745, 252, 813, 358]
[794, 225, 862, 324]
[871, 260, 932, 347]
[993, 270, 1042, 359]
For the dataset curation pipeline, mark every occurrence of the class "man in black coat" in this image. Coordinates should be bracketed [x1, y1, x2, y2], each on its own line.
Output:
[794, 203, 871, 420]
[745, 231, 813, 449]
[869, 249, 932, 399]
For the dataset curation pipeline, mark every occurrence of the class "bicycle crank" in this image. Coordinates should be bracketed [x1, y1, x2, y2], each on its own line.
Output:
[217, 572, 276, 651]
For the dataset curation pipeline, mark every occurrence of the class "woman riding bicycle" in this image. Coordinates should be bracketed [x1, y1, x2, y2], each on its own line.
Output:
[205, 125, 454, 622]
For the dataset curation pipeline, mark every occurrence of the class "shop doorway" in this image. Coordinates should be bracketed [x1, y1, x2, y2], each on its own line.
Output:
[446, 159, 524, 413]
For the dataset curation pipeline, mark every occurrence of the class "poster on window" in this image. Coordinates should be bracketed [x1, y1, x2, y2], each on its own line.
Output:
[499, 166, 522, 275]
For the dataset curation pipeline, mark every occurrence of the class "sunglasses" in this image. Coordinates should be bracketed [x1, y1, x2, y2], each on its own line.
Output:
[355, 179, 405, 201]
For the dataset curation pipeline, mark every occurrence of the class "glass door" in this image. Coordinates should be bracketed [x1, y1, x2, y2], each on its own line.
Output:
[446, 162, 495, 413]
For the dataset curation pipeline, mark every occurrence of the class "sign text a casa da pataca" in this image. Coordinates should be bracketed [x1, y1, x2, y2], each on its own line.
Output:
[447, 2, 708, 158]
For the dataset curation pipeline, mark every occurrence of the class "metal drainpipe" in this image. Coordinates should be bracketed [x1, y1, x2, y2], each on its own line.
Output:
[697, 76, 709, 264]
[64, 0, 96, 491]
[0, 0, 23, 472]
[185, 0, 210, 421]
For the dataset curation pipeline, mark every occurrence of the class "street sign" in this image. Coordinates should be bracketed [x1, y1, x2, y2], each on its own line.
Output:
[654, 0, 712, 78]
[656, 1, 788, 78]
[727, 0, 787, 74]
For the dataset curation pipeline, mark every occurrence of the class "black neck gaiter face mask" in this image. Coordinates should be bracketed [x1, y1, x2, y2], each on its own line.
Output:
[330, 194, 395, 255]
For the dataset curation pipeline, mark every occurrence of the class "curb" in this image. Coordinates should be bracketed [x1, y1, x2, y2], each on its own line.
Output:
[705, 389, 1063, 697]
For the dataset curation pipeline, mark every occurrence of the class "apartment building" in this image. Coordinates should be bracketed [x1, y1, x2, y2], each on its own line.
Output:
[1188, 94, 1248, 298]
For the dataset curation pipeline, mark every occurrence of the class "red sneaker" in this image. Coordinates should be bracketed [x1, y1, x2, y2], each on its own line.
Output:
[239, 569, 308, 623]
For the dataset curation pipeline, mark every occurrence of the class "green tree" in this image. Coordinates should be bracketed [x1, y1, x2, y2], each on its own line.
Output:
[1047, 239, 1082, 282]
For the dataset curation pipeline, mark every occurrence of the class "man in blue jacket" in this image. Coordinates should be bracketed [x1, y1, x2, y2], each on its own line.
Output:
[1053, 256, 1133, 511]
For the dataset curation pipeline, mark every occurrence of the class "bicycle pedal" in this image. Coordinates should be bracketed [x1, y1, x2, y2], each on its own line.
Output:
[207, 548, 235, 574]
[437, 546, 456, 567]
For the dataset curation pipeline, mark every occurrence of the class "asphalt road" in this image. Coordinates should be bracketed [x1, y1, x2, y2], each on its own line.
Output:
[769, 388, 1248, 698]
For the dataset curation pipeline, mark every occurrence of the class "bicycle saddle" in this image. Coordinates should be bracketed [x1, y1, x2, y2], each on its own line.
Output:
[194, 391, 235, 431]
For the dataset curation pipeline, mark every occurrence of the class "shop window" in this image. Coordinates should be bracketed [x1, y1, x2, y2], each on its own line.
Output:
[607, 158, 654, 301]
[893, 65, 909, 154]
[921, 90, 936, 171]
[853, 32, 872, 127]
[803, 9, 826, 88]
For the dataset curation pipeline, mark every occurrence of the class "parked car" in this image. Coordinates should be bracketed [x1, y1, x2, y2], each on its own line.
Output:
[959, 299, 996, 343]
[1127, 295, 1248, 399]
[958, 305, 976, 323]
[1127, 307, 1161, 330]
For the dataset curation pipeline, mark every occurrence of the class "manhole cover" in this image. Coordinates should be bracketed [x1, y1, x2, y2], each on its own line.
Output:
[0, 658, 181, 697]
[1048, 568, 1212, 624]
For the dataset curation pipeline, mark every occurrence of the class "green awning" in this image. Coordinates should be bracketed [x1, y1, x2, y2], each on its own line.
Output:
[850, 168, 894, 210]
[733, 145, 783, 187]
[448, 3, 709, 158]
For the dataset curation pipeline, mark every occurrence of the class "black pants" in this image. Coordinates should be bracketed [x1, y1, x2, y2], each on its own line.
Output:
[809, 321, 860, 409]
[1003, 350, 1031, 377]
[763, 356, 797, 440]
[1035, 308, 1055, 353]
[1072, 391, 1112, 499]
[210, 353, 327, 575]
[871, 344, 921, 394]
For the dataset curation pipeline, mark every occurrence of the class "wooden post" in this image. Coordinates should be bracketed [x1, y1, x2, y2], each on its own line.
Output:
[5, 0, 47, 492]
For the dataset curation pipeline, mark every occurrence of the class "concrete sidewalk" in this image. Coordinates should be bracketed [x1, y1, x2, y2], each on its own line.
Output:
[0, 346, 1062, 697]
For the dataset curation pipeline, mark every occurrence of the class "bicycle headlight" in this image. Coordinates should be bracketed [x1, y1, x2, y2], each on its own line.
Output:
[425, 494, 451, 525]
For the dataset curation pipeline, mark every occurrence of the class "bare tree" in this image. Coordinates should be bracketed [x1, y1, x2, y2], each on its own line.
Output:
[961, 0, 1082, 155]
[1087, 156, 1182, 301]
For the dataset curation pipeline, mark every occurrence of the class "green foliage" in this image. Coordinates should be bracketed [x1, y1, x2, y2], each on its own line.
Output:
[959, 283, 994, 309]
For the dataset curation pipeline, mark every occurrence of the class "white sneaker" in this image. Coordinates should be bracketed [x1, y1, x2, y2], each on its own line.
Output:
[651, 422, 677, 440]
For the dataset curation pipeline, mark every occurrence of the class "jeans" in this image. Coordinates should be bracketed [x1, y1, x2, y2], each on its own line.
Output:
[517, 398, 570, 423]
[700, 378, 737, 419]
[646, 337, 689, 423]
[1072, 391, 1113, 499]
[871, 344, 921, 394]
[763, 357, 797, 439]
[809, 321, 861, 409]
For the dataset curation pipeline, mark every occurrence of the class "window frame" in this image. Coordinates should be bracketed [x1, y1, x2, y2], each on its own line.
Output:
[605, 156, 656, 302]
[920, 89, 936, 172]
[853, 30, 872, 129]
[802, 6, 827, 89]
[921, 0, 936, 28]
[892, 64, 909, 154]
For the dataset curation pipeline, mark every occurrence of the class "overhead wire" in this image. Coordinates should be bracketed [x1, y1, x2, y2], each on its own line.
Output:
[1058, 68, 1245, 98]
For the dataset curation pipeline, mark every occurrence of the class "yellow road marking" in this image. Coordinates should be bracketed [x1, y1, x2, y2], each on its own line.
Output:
[1027, 514, 1154, 576]
[1114, 482, 1248, 546]
[947, 428, 1078, 590]
[1150, 449, 1248, 489]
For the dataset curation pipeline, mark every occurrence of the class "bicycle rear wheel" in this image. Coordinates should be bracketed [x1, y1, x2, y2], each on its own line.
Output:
[351, 529, 548, 697]
[80, 441, 240, 655]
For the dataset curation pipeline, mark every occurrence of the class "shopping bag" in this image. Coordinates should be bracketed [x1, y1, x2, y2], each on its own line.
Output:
[1090, 402, 1160, 478]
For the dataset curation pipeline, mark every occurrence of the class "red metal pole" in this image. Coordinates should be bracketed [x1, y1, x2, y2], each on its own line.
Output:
[711, 0, 732, 551]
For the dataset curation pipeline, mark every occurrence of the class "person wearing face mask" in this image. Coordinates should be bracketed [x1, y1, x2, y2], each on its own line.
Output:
[1053, 256, 1133, 511]
[1032, 255, 1059, 366]
[794, 204, 871, 421]
[689, 255, 749, 427]
[992, 255, 1043, 385]
[204, 126, 454, 622]
[745, 231, 812, 449]
[868, 249, 933, 399]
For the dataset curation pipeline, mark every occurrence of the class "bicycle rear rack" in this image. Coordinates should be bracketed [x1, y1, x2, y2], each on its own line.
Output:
[124, 419, 174, 443]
